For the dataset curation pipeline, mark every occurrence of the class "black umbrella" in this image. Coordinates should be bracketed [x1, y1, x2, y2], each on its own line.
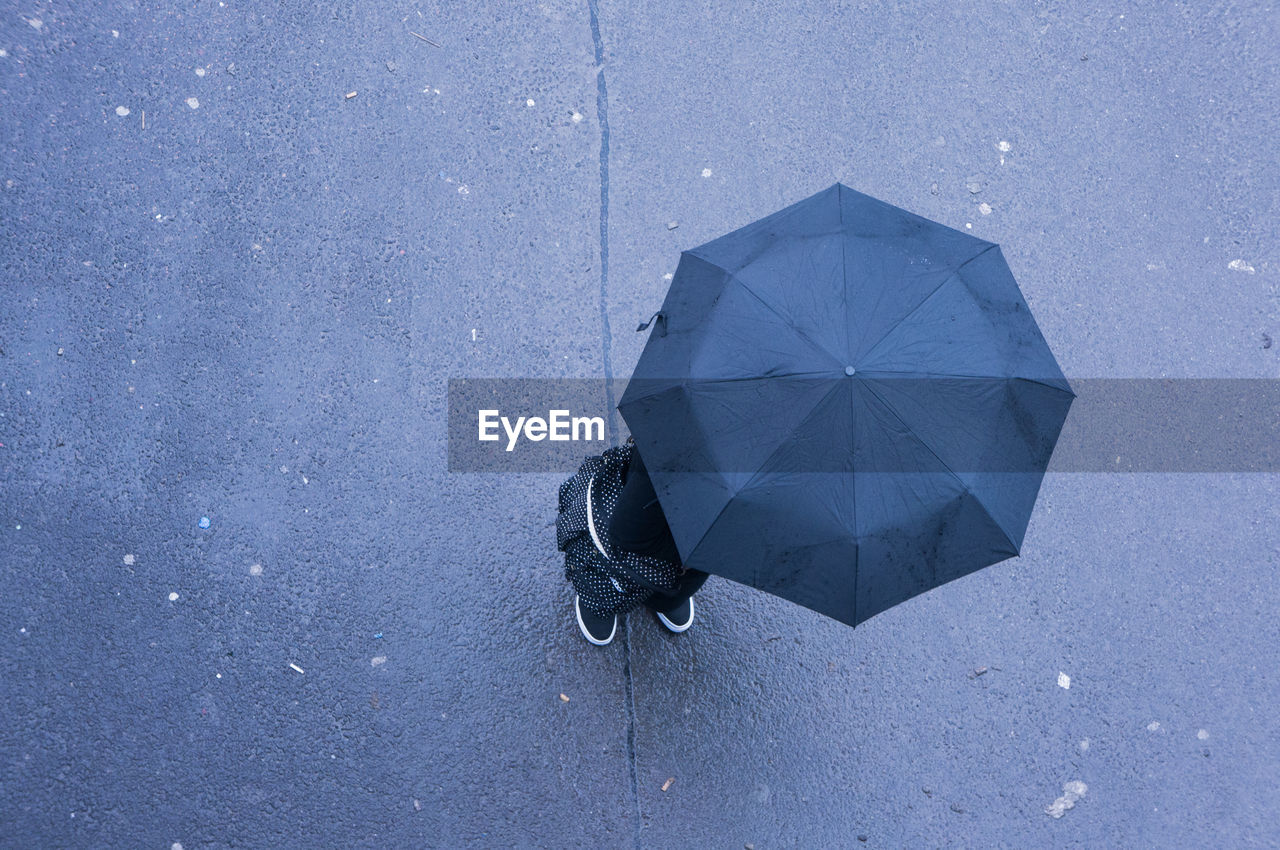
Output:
[618, 184, 1073, 627]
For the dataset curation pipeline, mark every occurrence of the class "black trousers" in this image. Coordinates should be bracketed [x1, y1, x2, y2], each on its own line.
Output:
[644, 568, 710, 614]
[611, 444, 709, 613]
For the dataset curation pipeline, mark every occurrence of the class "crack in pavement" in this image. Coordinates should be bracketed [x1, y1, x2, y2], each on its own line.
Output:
[588, 0, 618, 448]
[587, 1, 640, 846]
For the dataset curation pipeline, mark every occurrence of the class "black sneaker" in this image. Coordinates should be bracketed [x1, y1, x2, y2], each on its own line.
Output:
[575, 595, 617, 646]
[653, 596, 694, 633]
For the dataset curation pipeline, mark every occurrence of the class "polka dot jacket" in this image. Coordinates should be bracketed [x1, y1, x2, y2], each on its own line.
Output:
[556, 442, 683, 617]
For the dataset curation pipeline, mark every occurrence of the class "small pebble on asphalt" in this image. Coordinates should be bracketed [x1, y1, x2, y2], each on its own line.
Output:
[1045, 780, 1087, 818]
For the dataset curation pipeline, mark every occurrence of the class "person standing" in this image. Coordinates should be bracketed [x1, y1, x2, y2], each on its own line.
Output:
[571, 443, 710, 646]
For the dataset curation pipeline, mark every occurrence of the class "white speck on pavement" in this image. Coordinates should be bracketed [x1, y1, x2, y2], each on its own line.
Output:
[998, 140, 1011, 152]
[168, 592, 179, 601]
[1148, 720, 1161, 732]
[371, 656, 387, 667]
[701, 168, 712, 178]
[195, 67, 206, 77]
[289, 662, 305, 674]
[115, 106, 130, 117]
[1058, 671, 1070, 689]
[123, 554, 135, 565]
[1197, 729, 1209, 740]
[1228, 259, 1255, 273]
[979, 202, 992, 215]
[571, 111, 583, 122]
[186, 97, 199, 109]
[249, 563, 263, 576]
[1045, 781, 1087, 818]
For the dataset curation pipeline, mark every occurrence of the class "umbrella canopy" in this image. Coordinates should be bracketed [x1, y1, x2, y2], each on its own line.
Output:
[617, 184, 1073, 628]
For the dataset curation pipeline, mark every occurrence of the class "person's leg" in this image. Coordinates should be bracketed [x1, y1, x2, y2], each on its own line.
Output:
[644, 568, 710, 615]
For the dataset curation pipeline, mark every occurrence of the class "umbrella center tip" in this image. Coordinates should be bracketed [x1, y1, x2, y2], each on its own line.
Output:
[845, 365, 857, 376]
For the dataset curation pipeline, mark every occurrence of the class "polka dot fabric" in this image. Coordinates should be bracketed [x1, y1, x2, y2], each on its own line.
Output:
[556, 443, 683, 617]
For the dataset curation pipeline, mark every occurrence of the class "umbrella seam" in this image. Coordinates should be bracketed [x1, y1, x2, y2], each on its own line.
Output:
[858, 377, 1021, 555]
[848, 376, 859, 626]
[839, 183, 851, 363]
[685, 380, 849, 565]
[857, 243, 999, 367]
[622, 372, 843, 406]
[718, 269, 847, 369]
[855, 370, 1075, 396]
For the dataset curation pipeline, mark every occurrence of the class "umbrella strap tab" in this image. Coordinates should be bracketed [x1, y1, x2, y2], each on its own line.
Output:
[636, 311, 667, 336]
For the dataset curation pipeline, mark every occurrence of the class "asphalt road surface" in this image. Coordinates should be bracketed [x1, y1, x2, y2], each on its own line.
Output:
[1, 1, 1277, 847]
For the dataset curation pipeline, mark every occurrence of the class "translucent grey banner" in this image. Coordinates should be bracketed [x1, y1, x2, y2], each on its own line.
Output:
[447, 378, 1280, 473]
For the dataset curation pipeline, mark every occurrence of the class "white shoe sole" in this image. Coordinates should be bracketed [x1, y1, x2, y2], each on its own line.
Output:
[575, 595, 616, 646]
[656, 596, 694, 633]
